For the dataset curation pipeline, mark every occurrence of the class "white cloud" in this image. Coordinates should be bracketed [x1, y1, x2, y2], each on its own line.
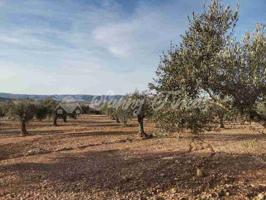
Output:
[0, 0, 202, 95]
[92, 4, 180, 58]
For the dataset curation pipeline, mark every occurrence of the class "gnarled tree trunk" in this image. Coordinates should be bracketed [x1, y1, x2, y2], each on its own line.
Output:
[115, 116, 120, 123]
[21, 120, 28, 136]
[53, 115, 58, 126]
[218, 113, 225, 128]
[137, 115, 149, 138]
[63, 115, 67, 122]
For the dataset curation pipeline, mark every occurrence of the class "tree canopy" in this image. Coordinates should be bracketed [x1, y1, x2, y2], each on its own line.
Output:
[150, 0, 266, 133]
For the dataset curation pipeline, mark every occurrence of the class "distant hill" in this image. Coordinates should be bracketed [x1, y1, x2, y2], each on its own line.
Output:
[0, 93, 123, 103]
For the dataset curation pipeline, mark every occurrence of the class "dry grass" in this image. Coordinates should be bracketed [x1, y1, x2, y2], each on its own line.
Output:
[0, 115, 265, 200]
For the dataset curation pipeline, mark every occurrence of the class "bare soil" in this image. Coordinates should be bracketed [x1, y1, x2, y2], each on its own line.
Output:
[0, 115, 265, 200]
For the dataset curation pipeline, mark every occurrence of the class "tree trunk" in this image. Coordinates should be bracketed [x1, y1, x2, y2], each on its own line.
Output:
[21, 120, 28, 136]
[63, 115, 67, 122]
[137, 115, 148, 138]
[219, 115, 225, 128]
[115, 116, 120, 123]
[122, 116, 127, 126]
[53, 115, 58, 126]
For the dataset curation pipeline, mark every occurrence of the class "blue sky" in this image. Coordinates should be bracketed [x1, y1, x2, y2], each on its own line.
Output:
[0, 0, 265, 95]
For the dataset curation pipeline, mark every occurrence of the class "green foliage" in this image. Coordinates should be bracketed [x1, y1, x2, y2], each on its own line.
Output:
[115, 101, 132, 125]
[101, 103, 118, 121]
[127, 91, 153, 119]
[151, 0, 239, 97]
[151, 0, 266, 132]
[35, 104, 49, 121]
[256, 101, 266, 117]
[41, 98, 57, 118]
[9, 100, 36, 123]
[8, 100, 37, 135]
[153, 98, 214, 134]
[0, 102, 12, 118]
[100, 98, 133, 125]
[217, 25, 266, 114]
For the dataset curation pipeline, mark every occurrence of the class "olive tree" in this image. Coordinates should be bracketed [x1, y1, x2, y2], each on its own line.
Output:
[35, 104, 49, 121]
[217, 24, 266, 125]
[150, 0, 239, 133]
[42, 98, 57, 119]
[126, 92, 153, 138]
[9, 101, 36, 136]
[116, 102, 132, 126]
[101, 99, 132, 125]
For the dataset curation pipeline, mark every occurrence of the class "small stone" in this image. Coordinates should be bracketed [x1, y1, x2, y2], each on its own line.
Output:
[256, 193, 265, 200]
[196, 168, 204, 177]
[161, 156, 174, 160]
[170, 188, 176, 194]
[26, 148, 46, 155]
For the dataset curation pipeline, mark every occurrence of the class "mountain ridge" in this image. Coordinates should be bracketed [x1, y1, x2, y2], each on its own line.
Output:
[0, 92, 124, 102]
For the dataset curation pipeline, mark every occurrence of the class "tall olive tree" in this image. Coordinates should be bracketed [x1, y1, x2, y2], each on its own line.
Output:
[9, 101, 36, 136]
[150, 0, 239, 133]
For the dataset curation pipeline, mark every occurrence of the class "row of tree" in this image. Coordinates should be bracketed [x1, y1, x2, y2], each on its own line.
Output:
[0, 0, 265, 139]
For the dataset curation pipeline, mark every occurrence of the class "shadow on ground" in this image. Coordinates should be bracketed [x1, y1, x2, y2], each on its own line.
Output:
[0, 148, 265, 199]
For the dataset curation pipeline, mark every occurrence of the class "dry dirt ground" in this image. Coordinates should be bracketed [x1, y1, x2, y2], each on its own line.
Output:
[0, 115, 265, 200]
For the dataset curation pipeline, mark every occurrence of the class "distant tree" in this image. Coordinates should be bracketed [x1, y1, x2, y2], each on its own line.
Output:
[41, 98, 57, 119]
[9, 101, 36, 136]
[81, 104, 90, 114]
[0, 104, 5, 118]
[35, 104, 49, 121]
[0, 104, 6, 126]
[127, 91, 153, 138]
[101, 103, 121, 122]
[115, 96, 134, 126]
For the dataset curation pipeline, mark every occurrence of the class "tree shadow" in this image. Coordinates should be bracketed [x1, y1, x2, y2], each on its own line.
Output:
[201, 133, 266, 142]
[0, 149, 265, 198]
[64, 130, 137, 138]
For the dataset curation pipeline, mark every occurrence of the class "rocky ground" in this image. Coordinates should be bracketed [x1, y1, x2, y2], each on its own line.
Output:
[0, 115, 265, 200]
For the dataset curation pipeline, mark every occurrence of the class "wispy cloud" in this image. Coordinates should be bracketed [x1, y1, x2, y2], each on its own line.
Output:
[0, 0, 265, 94]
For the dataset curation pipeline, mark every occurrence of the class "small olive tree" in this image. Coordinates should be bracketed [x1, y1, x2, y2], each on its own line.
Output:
[41, 98, 57, 119]
[125, 92, 153, 138]
[35, 104, 49, 121]
[9, 101, 36, 136]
